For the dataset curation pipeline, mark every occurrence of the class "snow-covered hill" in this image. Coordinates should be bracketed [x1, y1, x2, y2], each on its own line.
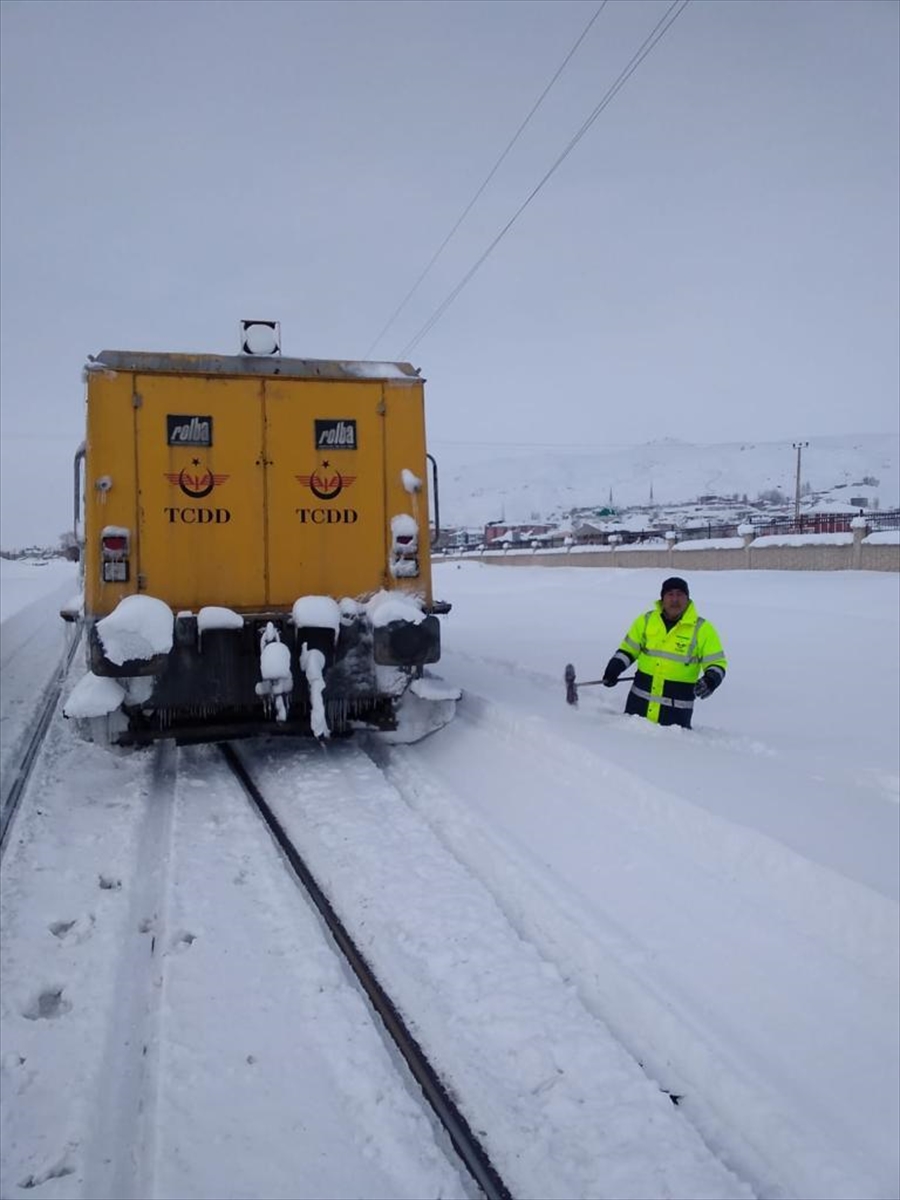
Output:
[433, 433, 900, 527]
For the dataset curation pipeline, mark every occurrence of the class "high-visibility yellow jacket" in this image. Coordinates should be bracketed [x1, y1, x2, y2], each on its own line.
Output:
[613, 600, 727, 727]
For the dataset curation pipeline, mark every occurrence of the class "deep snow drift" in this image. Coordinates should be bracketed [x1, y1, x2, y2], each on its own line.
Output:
[0, 559, 897, 1199]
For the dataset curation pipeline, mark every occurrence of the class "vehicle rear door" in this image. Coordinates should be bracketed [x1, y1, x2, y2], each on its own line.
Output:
[263, 378, 387, 606]
[134, 373, 267, 611]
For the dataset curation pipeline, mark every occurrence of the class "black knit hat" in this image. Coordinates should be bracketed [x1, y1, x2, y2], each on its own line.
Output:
[660, 576, 689, 598]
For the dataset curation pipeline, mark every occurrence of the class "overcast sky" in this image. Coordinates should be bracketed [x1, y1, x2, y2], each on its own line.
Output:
[1, 0, 898, 548]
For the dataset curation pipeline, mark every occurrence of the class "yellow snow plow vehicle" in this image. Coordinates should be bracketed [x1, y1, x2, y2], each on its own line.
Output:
[63, 324, 456, 744]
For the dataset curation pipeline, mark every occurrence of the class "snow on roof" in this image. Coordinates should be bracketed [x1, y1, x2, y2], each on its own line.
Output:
[93, 350, 421, 382]
[807, 499, 870, 514]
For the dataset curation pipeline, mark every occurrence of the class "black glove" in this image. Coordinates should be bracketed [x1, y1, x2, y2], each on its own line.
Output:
[602, 657, 626, 687]
[694, 670, 721, 699]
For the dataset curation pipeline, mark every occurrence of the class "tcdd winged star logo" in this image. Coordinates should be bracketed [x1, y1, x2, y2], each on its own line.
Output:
[296, 461, 357, 501]
[165, 459, 230, 500]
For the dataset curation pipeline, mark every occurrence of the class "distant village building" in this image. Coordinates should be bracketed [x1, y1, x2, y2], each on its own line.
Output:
[572, 522, 606, 544]
[483, 522, 555, 546]
[438, 527, 482, 550]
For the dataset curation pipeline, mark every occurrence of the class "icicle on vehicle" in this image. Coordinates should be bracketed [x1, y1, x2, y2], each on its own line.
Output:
[62, 321, 459, 745]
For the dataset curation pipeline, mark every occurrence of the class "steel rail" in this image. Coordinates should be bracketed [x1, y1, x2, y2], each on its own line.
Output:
[219, 741, 513, 1200]
[1, 623, 83, 857]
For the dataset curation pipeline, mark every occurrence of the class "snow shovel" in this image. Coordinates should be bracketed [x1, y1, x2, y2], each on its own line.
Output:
[564, 662, 634, 705]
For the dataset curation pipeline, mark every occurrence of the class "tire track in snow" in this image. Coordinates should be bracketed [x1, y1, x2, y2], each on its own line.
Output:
[0, 712, 170, 1199]
[81, 740, 178, 1200]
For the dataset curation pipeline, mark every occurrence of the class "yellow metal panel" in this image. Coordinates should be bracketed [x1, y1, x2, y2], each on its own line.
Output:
[264, 379, 387, 605]
[134, 374, 266, 610]
[83, 370, 139, 618]
[382, 382, 433, 606]
[83, 362, 433, 620]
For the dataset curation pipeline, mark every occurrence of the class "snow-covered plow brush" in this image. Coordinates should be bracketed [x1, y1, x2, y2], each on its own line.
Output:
[564, 663, 633, 705]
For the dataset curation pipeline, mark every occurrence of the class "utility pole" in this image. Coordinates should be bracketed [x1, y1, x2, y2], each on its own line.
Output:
[792, 441, 808, 526]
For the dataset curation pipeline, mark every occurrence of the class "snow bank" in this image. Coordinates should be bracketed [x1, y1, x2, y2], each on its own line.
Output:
[0, 558, 78, 624]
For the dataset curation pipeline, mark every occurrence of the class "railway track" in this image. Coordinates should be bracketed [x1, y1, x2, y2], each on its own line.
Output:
[220, 741, 513, 1200]
[0, 620, 83, 856]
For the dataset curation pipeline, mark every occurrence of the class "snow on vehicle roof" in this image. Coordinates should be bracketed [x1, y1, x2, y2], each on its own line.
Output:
[91, 351, 422, 382]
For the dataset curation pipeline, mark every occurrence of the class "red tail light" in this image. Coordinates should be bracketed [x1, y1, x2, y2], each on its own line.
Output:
[390, 518, 419, 577]
[101, 527, 130, 582]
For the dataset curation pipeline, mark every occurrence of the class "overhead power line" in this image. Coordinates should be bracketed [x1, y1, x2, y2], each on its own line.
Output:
[364, 2, 609, 360]
[398, 0, 691, 361]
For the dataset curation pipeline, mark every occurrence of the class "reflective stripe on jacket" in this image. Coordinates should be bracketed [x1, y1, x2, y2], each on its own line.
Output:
[617, 600, 727, 726]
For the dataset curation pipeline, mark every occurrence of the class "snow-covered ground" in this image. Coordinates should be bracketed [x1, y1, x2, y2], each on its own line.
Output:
[1, 559, 898, 1199]
[0, 559, 81, 805]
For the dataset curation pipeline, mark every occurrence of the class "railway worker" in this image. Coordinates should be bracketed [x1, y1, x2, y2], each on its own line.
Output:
[601, 577, 727, 729]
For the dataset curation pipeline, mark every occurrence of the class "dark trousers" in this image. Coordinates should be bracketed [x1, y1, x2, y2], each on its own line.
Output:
[625, 683, 693, 729]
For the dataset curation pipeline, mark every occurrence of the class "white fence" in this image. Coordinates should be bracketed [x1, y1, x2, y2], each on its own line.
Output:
[442, 526, 899, 573]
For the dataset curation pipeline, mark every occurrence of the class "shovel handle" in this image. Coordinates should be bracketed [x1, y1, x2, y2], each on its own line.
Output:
[564, 663, 634, 706]
[575, 676, 634, 688]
